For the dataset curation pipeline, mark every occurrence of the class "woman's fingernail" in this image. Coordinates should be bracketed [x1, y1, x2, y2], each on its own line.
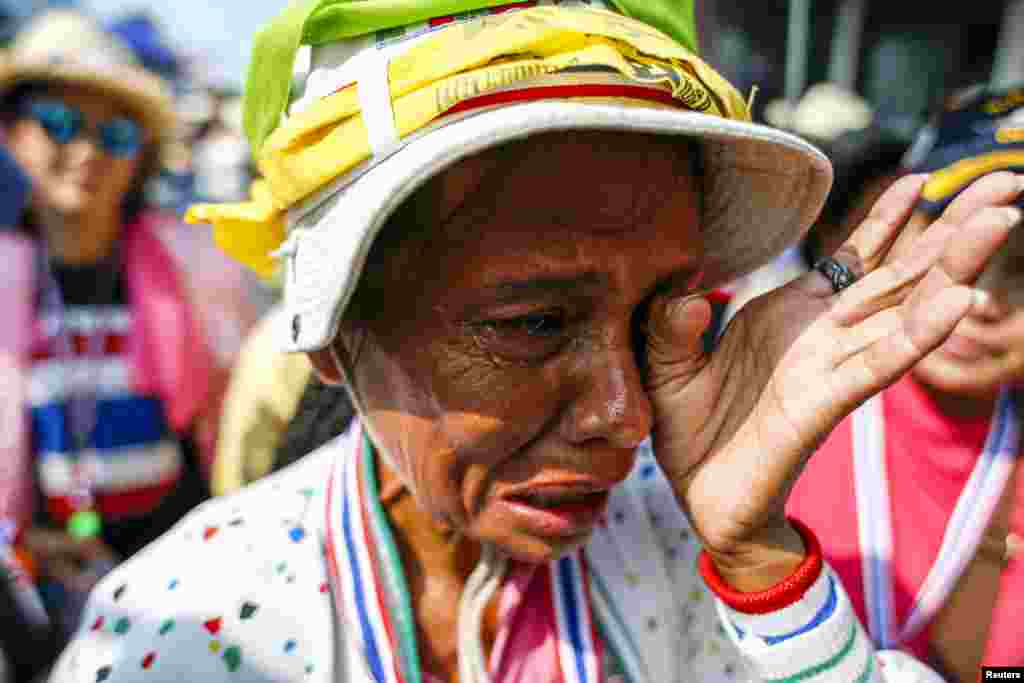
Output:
[972, 288, 993, 310]
[1016, 175, 1024, 193]
[665, 294, 692, 319]
[664, 292, 708, 325]
[969, 288, 1011, 320]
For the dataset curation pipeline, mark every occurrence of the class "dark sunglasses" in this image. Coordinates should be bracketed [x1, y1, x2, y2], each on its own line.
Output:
[21, 100, 142, 158]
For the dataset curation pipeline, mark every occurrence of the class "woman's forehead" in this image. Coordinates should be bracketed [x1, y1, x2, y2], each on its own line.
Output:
[433, 132, 699, 235]
[408, 160, 700, 302]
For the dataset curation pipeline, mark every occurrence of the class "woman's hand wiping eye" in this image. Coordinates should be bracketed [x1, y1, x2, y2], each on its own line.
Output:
[643, 172, 1024, 590]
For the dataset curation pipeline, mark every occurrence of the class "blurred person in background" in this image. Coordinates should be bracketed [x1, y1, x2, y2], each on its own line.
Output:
[108, 13, 265, 418]
[0, 9, 227, 651]
[0, 141, 57, 683]
[803, 124, 911, 264]
[211, 306, 315, 495]
[787, 83, 1024, 680]
[212, 304, 364, 495]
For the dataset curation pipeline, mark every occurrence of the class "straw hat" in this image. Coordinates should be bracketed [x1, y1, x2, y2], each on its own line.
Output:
[188, 0, 833, 352]
[0, 10, 176, 141]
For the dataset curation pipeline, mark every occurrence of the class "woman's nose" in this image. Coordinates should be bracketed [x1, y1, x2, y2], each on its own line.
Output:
[559, 344, 654, 450]
[64, 136, 101, 164]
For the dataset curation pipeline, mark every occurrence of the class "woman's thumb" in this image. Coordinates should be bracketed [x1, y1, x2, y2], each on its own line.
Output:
[645, 294, 713, 385]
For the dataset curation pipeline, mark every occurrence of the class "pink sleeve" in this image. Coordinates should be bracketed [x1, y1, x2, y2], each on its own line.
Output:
[0, 233, 37, 530]
[124, 213, 258, 480]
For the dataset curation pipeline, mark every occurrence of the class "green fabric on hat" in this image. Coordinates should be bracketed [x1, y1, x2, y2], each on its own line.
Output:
[607, 0, 697, 57]
[244, 0, 697, 156]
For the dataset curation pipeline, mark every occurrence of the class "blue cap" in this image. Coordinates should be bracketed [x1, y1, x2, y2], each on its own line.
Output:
[904, 84, 1024, 216]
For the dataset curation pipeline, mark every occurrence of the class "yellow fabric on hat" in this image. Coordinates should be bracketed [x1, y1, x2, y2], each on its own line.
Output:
[187, 180, 285, 279]
[260, 41, 728, 208]
[186, 6, 748, 277]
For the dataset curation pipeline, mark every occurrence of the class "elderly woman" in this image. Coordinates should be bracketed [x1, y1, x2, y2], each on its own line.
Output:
[51, 2, 1020, 682]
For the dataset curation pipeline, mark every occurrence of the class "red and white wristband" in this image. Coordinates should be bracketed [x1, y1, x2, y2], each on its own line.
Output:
[700, 520, 880, 682]
[698, 517, 823, 614]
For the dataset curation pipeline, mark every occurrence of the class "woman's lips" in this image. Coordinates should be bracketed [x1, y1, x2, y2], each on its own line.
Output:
[498, 489, 610, 538]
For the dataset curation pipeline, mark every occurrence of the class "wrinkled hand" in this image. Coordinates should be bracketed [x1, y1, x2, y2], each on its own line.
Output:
[644, 172, 1024, 589]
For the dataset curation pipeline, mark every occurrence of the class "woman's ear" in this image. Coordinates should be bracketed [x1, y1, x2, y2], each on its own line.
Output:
[307, 339, 370, 423]
[308, 332, 364, 387]
[307, 347, 345, 385]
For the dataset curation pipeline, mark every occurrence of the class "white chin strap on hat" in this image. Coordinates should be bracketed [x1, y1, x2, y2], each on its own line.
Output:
[326, 342, 407, 475]
[327, 344, 367, 418]
[292, 29, 404, 162]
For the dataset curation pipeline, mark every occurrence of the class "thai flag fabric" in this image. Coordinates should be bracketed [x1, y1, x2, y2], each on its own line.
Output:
[29, 303, 183, 526]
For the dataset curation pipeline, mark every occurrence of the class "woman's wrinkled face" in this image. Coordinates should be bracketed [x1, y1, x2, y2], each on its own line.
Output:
[6, 84, 143, 219]
[340, 132, 703, 563]
[908, 210, 1024, 398]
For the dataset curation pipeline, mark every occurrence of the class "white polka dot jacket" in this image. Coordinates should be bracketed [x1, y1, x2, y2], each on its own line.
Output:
[49, 423, 945, 683]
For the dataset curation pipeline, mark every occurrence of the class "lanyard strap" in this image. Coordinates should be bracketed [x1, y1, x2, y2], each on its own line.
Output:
[324, 428, 601, 683]
[853, 387, 1020, 648]
[551, 553, 601, 683]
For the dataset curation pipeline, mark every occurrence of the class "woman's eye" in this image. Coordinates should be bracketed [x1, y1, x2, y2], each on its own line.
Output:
[491, 313, 565, 337]
[472, 311, 569, 363]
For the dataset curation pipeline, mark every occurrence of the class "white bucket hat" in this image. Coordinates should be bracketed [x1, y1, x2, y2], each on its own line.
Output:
[188, 0, 833, 352]
[0, 10, 176, 141]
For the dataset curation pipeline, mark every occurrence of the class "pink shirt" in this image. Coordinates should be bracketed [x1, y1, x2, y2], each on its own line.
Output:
[787, 374, 1024, 664]
[419, 562, 616, 683]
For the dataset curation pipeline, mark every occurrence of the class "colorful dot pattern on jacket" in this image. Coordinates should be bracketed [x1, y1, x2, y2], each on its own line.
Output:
[53, 442, 761, 682]
[56, 476, 331, 682]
